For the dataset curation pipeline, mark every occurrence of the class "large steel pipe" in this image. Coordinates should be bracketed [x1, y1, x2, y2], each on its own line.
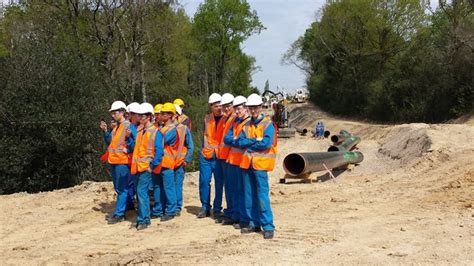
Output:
[283, 151, 364, 176]
[295, 127, 308, 135]
[331, 130, 351, 144]
[328, 135, 361, 152]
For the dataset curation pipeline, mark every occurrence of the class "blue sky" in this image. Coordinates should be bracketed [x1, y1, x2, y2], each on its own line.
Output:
[181, 0, 323, 93]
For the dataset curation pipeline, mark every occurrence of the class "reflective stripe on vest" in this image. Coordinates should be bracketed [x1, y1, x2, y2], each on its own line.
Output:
[107, 120, 131, 164]
[240, 116, 277, 171]
[217, 114, 236, 160]
[201, 114, 219, 159]
[131, 124, 157, 174]
[160, 124, 178, 169]
[175, 124, 188, 166]
[226, 117, 250, 166]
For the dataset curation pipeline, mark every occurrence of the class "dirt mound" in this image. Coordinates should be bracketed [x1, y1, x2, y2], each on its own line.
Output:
[378, 124, 432, 164]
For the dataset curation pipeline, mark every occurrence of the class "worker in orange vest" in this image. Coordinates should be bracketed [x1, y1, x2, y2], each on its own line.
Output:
[130, 103, 164, 230]
[173, 98, 192, 130]
[100, 101, 137, 224]
[151, 102, 178, 222]
[235, 94, 276, 239]
[173, 104, 194, 216]
[125, 102, 140, 210]
[216, 93, 237, 224]
[198, 93, 224, 218]
[223, 95, 251, 229]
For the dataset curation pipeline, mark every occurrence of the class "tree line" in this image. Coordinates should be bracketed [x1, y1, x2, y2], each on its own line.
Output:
[0, 0, 263, 194]
[284, 0, 473, 122]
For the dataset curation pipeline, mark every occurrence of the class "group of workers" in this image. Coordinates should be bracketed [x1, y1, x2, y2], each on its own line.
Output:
[101, 93, 276, 239]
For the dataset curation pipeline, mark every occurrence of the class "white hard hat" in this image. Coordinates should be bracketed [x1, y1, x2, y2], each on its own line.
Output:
[221, 93, 234, 105]
[208, 93, 222, 104]
[109, 101, 127, 112]
[245, 93, 263, 106]
[233, 95, 247, 107]
[127, 102, 140, 113]
[137, 103, 154, 114]
[174, 104, 183, 115]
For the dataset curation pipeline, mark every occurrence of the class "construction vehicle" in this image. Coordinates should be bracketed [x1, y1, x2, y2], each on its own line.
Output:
[294, 89, 308, 103]
[261, 90, 295, 138]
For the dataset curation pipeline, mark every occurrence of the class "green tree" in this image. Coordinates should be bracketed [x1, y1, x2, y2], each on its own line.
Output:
[192, 0, 264, 95]
[285, 0, 472, 122]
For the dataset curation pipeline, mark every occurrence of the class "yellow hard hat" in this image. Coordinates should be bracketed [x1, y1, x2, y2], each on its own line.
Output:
[161, 102, 176, 114]
[173, 98, 185, 107]
[154, 104, 163, 114]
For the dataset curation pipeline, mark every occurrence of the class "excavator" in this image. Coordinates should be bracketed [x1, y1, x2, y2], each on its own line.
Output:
[261, 90, 295, 138]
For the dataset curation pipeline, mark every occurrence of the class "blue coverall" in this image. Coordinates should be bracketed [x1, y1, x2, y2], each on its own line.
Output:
[130, 127, 163, 226]
[199, 115, 224, 214]
[223, 117, 250, 224]
[235, 114, 276, 232]
[152, 126, 178, 216]
[103, 122, 137, 218]
[175, 126, 194, 213]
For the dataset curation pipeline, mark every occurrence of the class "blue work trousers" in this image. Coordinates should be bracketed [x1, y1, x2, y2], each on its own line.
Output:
[134, 171, 152, 225]
[175, 165, 186, 212]
[242, 168, 275, 231]
[111, 164, 130, 218]
[199, 154, 224, 213]
[152, 168, 177, 216]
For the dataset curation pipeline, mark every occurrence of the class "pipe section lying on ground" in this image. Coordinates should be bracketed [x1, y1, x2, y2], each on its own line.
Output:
[295, 127, 308, 135]
[328, 135, 361, 152]
[324, 130, 331, 138]
[283, 151, 364, 176]
[330, 130, 351, 144]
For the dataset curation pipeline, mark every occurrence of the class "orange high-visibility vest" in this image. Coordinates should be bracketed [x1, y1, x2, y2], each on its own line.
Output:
[217, 114, 236, 160]
[107, 120, 131, 165]
[201, 114, 220, 159]
[175, 123, 189, 167]
[240, 116, 278, 171]
[131, 124, 159, 175]
[178, 114, 192, 130]
[226, 117, 250, 166]
[160, 124, 178, 170]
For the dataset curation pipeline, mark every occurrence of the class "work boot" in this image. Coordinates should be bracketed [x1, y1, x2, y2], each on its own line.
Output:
[213, 212, 224, 223]
[263, 231, 274, 239]
[160, 215, 175, 222]
[175, 211, 181, 217]
[107, 215, 125, 224]
[240, 226, 261, 234]
[197, 210, 210, 218]
[221, 217, 235, 225]
[151, 215, 162, 219]
[233, 223, 241, 229]
[136, 223, 149, 231]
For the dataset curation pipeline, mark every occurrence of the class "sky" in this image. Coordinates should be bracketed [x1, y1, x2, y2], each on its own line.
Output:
[181, 0, 323, 93]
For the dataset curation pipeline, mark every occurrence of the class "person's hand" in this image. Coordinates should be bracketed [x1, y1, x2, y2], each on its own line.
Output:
[137, 125, 144, 132]
[183, 162, 188, 167]
[125, 128, 131, 138]
[146, 167, 152, 173]
[100, 121, 107, 132]
[122, 147, 128, 153]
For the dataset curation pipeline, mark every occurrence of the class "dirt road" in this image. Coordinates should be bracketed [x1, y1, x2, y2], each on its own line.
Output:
[1, 104, 473, 264]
